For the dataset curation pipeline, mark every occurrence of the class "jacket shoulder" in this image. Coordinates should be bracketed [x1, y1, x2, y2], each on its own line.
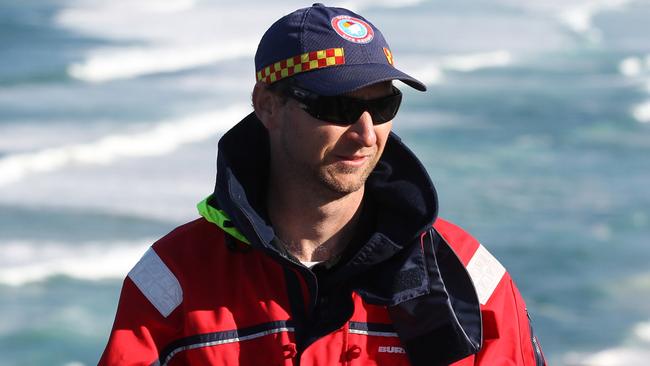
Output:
[433, 217, 481, 265]
[152, 217, 224, 254]
[147, 217, 233, 281]
[433, 218, 507, 306]
[126, 218, 228, 317]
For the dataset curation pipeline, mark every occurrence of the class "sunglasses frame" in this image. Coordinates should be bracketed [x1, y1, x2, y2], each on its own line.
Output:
[280, 84, 402, 126]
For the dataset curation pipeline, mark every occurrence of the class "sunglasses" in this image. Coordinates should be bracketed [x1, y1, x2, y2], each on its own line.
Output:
[282, 85, 402, 125]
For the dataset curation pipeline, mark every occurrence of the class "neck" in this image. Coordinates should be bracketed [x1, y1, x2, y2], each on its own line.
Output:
[267, 175, 364, 263]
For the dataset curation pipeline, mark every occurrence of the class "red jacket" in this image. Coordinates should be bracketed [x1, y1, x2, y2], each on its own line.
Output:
[100, 113, 545, 365]
[99, 216, 544, 365]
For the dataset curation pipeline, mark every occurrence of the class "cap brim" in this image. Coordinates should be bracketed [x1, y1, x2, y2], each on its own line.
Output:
[292, 63, 427, 96]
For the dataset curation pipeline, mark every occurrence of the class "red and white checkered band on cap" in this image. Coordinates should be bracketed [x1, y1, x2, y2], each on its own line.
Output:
[256, 48, 345, 84]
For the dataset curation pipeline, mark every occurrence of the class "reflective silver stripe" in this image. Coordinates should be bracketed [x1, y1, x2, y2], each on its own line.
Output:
[466, 243, 505, 305]
[160, 327, 295, 366]
[128, 247, 182, 317]
[349, 329, 399, 337]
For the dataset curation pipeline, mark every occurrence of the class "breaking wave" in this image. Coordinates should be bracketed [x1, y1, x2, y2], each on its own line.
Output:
[556, 0, 632, 42]
[405, 50, 514, 85]
[563, 321, 650, 366]
[0, 239, 153, 286]
[67, 43, 254, 83]
[0, 105, 249, 186]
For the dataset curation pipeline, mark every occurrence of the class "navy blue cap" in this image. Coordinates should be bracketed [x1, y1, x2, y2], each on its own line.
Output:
[255, 3, 426, 96]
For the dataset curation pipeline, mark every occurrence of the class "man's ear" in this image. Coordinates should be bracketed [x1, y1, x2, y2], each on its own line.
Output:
[252, 81, 282, 129]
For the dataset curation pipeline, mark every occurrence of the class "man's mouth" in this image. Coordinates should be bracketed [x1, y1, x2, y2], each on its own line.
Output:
[335, 154, 371, 166]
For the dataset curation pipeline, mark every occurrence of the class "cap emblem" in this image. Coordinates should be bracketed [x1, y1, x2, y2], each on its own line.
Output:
[331, 15, 374, 44]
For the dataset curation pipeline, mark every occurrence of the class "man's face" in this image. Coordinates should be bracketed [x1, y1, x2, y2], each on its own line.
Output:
[272, 81, 394, 195]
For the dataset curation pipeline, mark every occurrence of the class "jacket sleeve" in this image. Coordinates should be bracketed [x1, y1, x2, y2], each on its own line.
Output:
[98, 278, 169, 365]
[99, 247, 182, 366]
[473, 273, 546, 366]
[435, 219, 546, 366]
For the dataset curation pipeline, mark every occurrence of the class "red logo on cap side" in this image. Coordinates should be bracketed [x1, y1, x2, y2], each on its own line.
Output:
[331, 15, 374, 44]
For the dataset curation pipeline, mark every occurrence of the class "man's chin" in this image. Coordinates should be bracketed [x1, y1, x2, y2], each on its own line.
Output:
[319, 170, 368, 195]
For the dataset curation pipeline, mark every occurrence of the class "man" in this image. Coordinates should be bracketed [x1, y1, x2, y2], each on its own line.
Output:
[100, 4, 546, 365]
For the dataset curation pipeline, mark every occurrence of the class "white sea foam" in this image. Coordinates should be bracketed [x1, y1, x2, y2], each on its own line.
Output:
[0, 105, 249, 187]
[635, 322, 650, 342]
[557, 0, 632, 42]
[564, 321, 650, 366]
[57, 0, 260, 82]
[55, 0, 200, 42]
[0, 239, 153, 286]
[578, 348, 650, 366]
[619, 54, 650, 78]
[407, 64, 445, 85]
[56, 1, 272, 82]
[632, 101, 650, 123]
[405, 50, 514, 86]
[120, 0, 196, 14]
[372, 0, 424, 8]
[336, 0, 425, 11]
[564, 344, 650, 365]
[619, 57, 643, 77]
[501, 0, 633, 43]
[68, 42, 255, 82]
[440, 50, 513, 72]
[618, 54, 650, 123]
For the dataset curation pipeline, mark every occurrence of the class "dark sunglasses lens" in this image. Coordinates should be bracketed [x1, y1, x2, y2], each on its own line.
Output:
[324, 94, 401, 125]
[367, 92, 402, 123]
[341, 101, 365, 124]
[308, 98, 349, 124]
[305, 98, 357, 125]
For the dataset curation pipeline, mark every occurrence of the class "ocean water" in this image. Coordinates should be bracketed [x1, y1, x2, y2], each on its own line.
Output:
[1, 0, 649, 365]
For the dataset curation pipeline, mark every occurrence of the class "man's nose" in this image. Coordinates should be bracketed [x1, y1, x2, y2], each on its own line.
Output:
[348, 111, 377, 147]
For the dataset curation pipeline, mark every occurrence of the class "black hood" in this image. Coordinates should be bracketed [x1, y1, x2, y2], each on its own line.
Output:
[207, 112, 482, 365]
[209, 112, 438, 257]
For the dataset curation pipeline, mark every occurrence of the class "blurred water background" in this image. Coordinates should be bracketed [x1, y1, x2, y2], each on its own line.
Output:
[1, 0, 649, 365]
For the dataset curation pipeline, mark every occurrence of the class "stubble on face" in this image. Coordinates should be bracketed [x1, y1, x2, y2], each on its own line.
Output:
[318, 149, 380, 194]
[279, 121, 382, 197]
